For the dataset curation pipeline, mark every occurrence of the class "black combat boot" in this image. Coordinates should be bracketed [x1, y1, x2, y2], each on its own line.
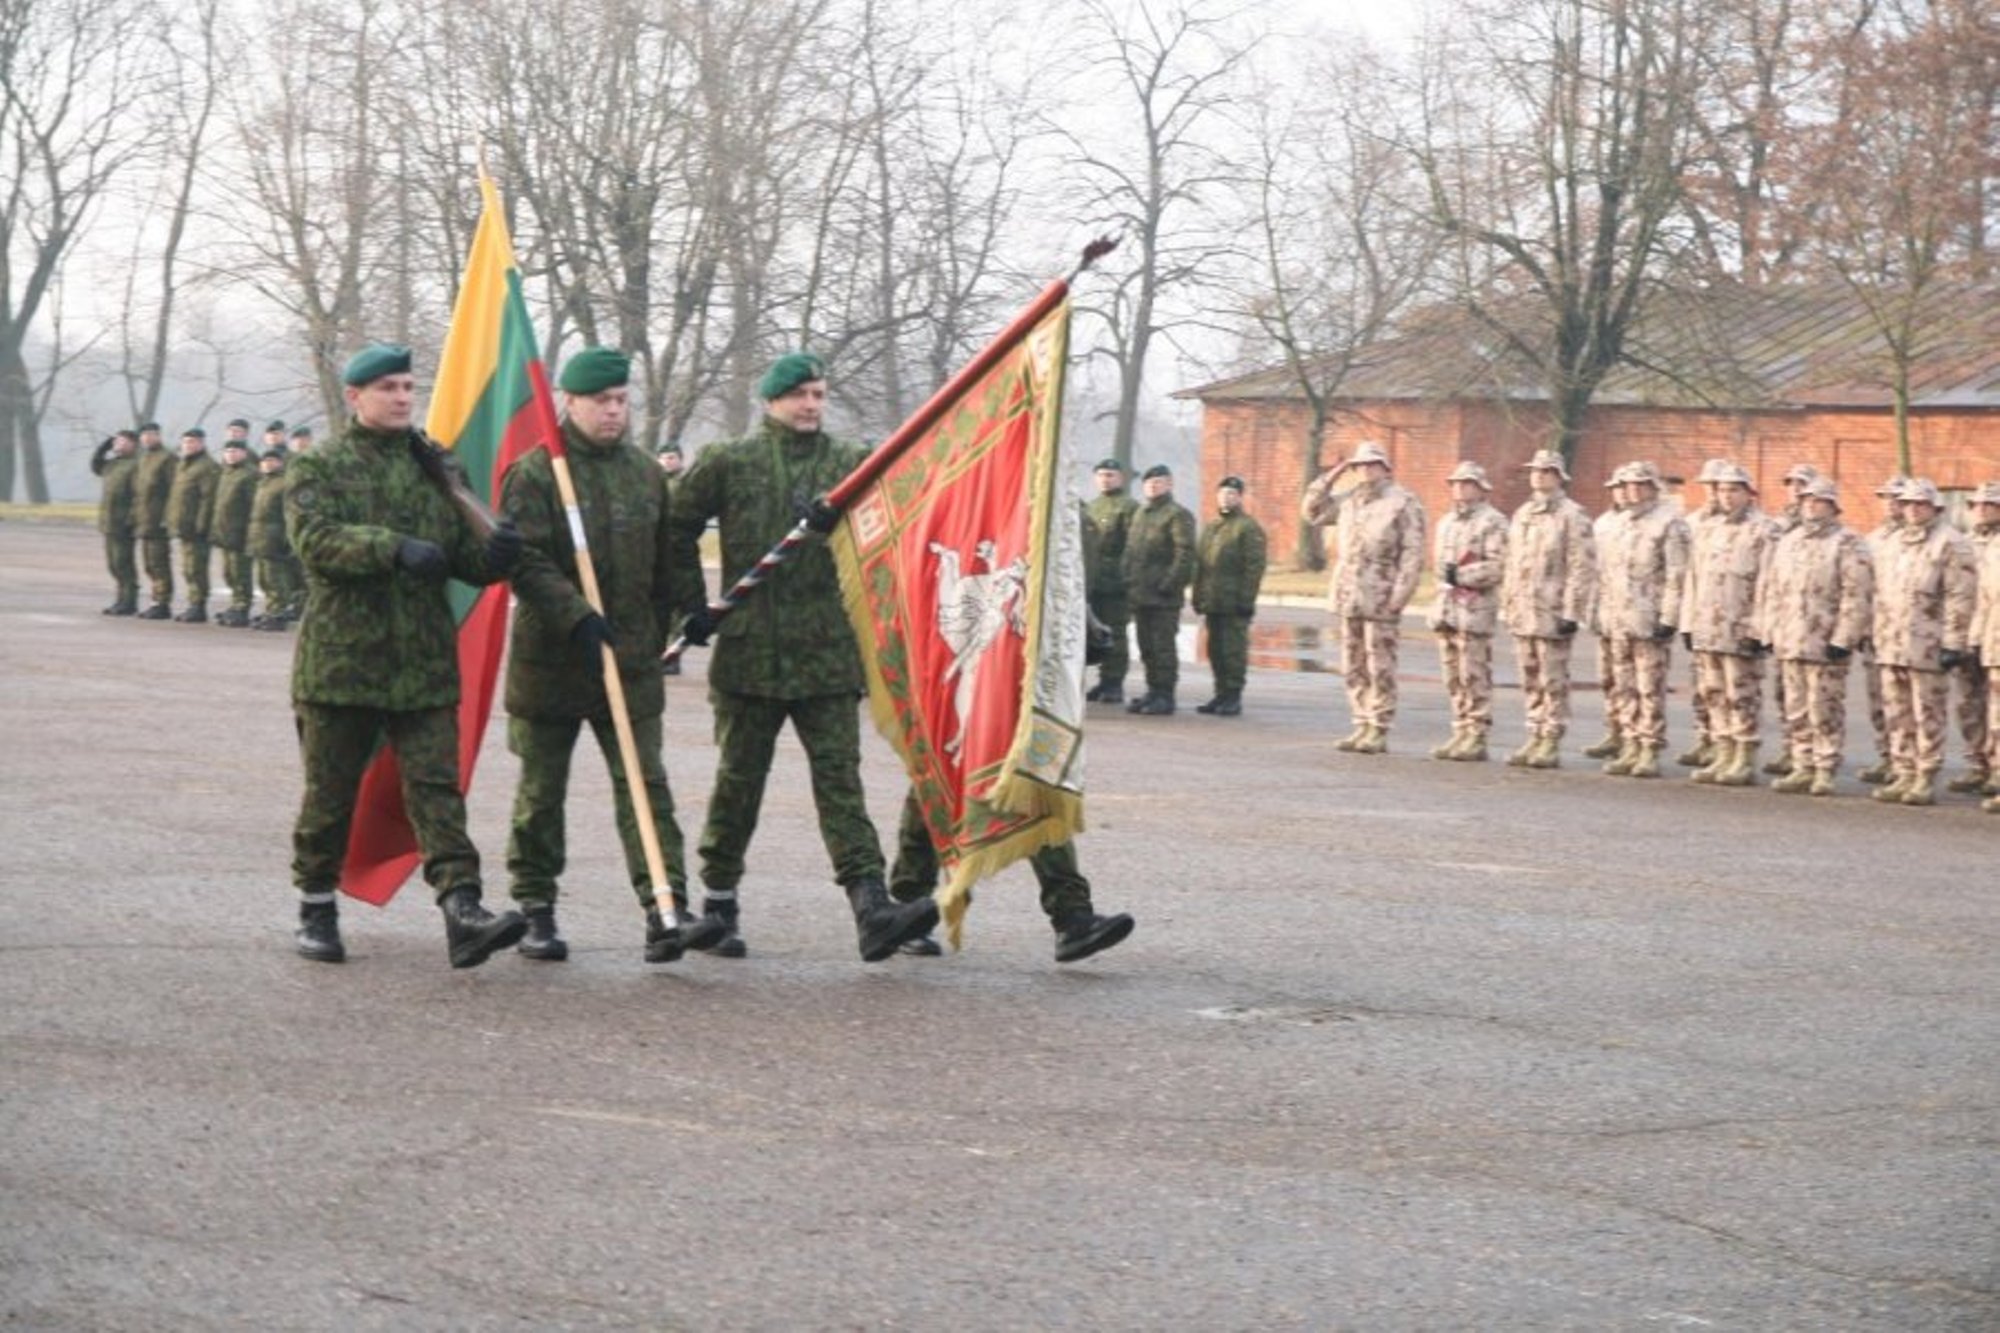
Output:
[516, 905, 568, 961]
[1052, 910, 1135, 963]
[1213, 694, 1242, 716]
[847, 877, 939, 963]
[295, 901, 345, 963]
[689, 898, 745, 958]
[101, 599, 137, 616]
[254, 615, 290, 632]
[643, 908, 683, 963]
[438, 887, 527, 969]
[137, 603, 171, 620]
[173, 606, 206, 623]
[899, 931, 944, 957]
[1135, 694, 1174, 716]
[672, 891, 729, 953]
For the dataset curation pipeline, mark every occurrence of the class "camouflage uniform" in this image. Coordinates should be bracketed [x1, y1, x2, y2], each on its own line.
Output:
[1500, 489, 1596, 748]
[90, 440, 139, 611]
[286, 421, 515, 905]
[1301, 470, 1427, 737]
[134, 439, 176, 611]
[1121, 490, 1197, 706]
[1859, 507, 1906, 777]
[1970, 528, 2000, 809]
[1684, 503, 1778, 758]
[1950, 516, 1999, 785]
[166, 446, 221, 617]
[1588, 499, 1627, 752]
[249, 460, 302, 622]
[1429, 493, 1508, 745]
[889, 790, 1089, 922]
[500, 420, 688, 915]
[209, 448, 260, 621]
[667, 416, 885, 910]
[1871, 506, 1978, 789]
[1596, 488, 1689, 755]
[1759, 508, 1873, 782]
[1191, 507, 1267, 704]
[1679, 493, 1723, 760]
[1085, 486, 1140, 696]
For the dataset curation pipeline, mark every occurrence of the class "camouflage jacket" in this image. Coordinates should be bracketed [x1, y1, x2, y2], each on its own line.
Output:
[502, 421, 673, 722]
[285, 421, 510, 709]
[1301, 476, 1426, 622]
[1123, 494, 1198, 610]
[1758, 519, 1874, 663]
[209, 458, 259, 551]
[248, 471, 291, 559]
[1871, 515, 1977, 670]
[1683, 506, 1778, 654]
[1971, 537, 2000, 662]
[1084, 490, 1139, 598]
[1596, 498, 1690, 640]
[95, 453, 138, 537]
[135, 445, 174, 536]
[1429, 501, 1508, 635]
[1192, 509, 1267, 617]
[166, 451, 220, 542]
[1500, 492, 1595, 638]
[667, 417, 867, 699]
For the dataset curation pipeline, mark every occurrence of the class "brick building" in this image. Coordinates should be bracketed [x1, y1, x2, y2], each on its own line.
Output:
[1179, 282, 2000, 568]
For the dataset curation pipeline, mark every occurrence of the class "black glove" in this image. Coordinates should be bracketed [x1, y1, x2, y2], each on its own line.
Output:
[800, 497, 841, 534]
[1741, 638, 1770, 656]
[394, 536, 449, 582]
[570, 612, 615, 656]
[1085, 613, 1114, 666]
[1442, 563, 1459, 587]
[484, 520, 523, 576]
[1556, 618, 1578, 637]
[1681, 631, 1694, 651]
[1651, 623, 1676, 642]
[1825, 642, 1852, 662]
[1938, 648, 1969, 671]
[679, 606, 719, 647]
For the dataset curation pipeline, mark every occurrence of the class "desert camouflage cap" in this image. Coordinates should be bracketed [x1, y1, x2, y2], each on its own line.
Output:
[1900, 477, 1942, 507]
[1697, 458, 1735, 484]
[1874, 474, 1908, 498]
[1624, 460, 1663, 487]
[1782, 462, 1820, 485]
[1345, 440, 1392, 469]
[1447, 460, 1491, 488]
[1971, 480, 2000, 505]
[1800, 476, 1840, 506]
[1713, 461, 1754, 488]
[1523, 448, 1569, 479]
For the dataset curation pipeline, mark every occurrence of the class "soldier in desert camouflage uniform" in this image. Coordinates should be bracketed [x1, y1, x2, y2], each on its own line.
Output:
[1675, 459, 1730, 766]
[1856, 476, 1910, 783]
[1870, 478, 1979, 807]
[1594, 461, 1688, 778]
[1946, 483, 2000, 794]
[1583, 468, 1631, 761]
[1967, 483, 2000, 812]
[1683, 463, 1779, 787]
[1300, 440, 1427, 754]
[1761, 463, 1822, 776]
[1428, 461, 1507, 761]
[1759, 477, 1874, 796]
[1500, 448, 1596, 769]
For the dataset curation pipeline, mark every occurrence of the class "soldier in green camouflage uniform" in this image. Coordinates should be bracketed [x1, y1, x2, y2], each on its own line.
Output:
[209, 434, 261, 626]
[1192, 475, 1267, 715]
[1084, 458, 1139, 704]
[667, 352, 937, 962]
[1121, 463, 1197, 715]
[165, 428, 221, 622]
[90, 430, 141, 614]
[498, 347, 722, 964]
[249, 446, 301, 630]
[283, 342, 527, 967]
[133, 423, 175, 618]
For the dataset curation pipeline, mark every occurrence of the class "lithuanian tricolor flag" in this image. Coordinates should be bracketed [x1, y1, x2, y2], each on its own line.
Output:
[339, 172, 552, 905]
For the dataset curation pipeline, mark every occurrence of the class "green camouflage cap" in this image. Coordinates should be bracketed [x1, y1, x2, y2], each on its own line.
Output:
[757, 351, 825, 400]
[342, 341, 412, 386]
[557, 346, 630, 394]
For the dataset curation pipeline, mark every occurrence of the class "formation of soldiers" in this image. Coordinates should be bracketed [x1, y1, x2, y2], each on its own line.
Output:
[92, 418, 312, 629]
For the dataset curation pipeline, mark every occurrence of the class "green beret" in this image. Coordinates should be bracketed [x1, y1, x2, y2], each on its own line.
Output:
[1218, 475, 1245, 492]
[557, 346, 631, 395]
[342, 341, 412, 387]
[1141, 464, 1170, 480]
[182, 427, 206, 439]
[138, 421, 160, 432]
[227, 417, 250, 430]
[265, 419, 285, 433]
[289, 427, 310, 439]
[757, 352, 826, 400]
[1094, 457, 1124, 473]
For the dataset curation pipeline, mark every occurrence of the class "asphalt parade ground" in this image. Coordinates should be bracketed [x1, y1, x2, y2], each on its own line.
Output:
[2, 518, 1995, 1331]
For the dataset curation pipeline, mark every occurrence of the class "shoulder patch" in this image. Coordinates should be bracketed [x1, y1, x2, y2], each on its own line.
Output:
[291, 483, 319, 511]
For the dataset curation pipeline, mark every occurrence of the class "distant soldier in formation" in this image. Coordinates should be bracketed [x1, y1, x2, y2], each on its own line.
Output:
[165, 427, 221, 623]
[655, 445, 687, 676]
[1856, 476, 1909, 784]
[288, 424, 314, 453]
[1301, 441, 1427, 754]
[1191, 475, 1267, 716]
[1947, 482, 2000, 795]
[1583, 467, 1631, 762]
[1593, 461, 1688, 778]
[1675, 459, 1729, 767]
[1500, 448, 1595, 768]
[1759, 477, 1873, 796]
[1869, 478, 1978, 807]
[1968, 482, 2000, 813]
[90, 429, 140, 615]
[134, 422, 175, 618]
[209, 431, 261, 627]
[1761, 463, 1822, 777]
[1084, 458, 1140, 705]
[248, 443, 300, 630]
[1121, 463, 1197, 716]
[261, 420, 287, 459]
[1428, 461, 1507, 761]
[1684, 463, 1778, 787]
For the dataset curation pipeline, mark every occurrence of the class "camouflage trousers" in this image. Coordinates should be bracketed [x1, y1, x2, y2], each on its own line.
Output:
[698, 689, 885, 902]
[1436, 630, 1494, 732]
[1864, 652, 1891, 762]
[1133, 606, 1181, 698]
[1778, 659, 1851, 772]
[1880, 665, 1950, 776]
[1604, 636, 1672, 746]
[292, 703, 479, 903]
[1204, 613, 1251, 696]
[178, 537, 211, 609]
[1688, 651, 1710, 743]
[889, 789, 1090, 923]
[103, 532, 137, 605]
[1695, 650, 1765, 743]
[505, 712, 687, 912]
[1952, 660, 1990, 769]
[141, 532, 173, 606]
[256, 555, 304, 616]
[1340, 615, 1401, 729]
[1089, 591, 1131, 690]
[1514, 634, 1573, 740]
[219, 547, 254, 613]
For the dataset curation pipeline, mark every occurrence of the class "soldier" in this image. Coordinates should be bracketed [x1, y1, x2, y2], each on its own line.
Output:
[1120, 464, 1197, 716]
[667, 352, 938, 961]
[1759, 477, 1874, 796]
[133, 422, 175, 619]
[1762, 463, 1821, 775]
[655, 445, 687, 676]
[1675, 459, 1730, 766]
[1084, 458, 1140, 704]
[1300, 441, 1427, 753]
[1968, 484, 2000, 812]
[284, 341, 527, 966]
[1429, 461, 1508, 761]
[90, 429, 141, 615]
[1582, 467, 1632, 762]
[1684, 463, 1779, 786]
[208, 432, 261, 627]
[1499, 448, 1596, 768]
[288, 424, 314, 454]
[1192, 475, 1267, 716]
[165, 427, 221, 623]
[1870, 478, 1978, 806]
[1595, 461, 1689, 778]
[248, 443, 300, 631]
[1856, 476, 1909, 784]
[261, 419, 287, 458]
[1946, 482, 2000, 794]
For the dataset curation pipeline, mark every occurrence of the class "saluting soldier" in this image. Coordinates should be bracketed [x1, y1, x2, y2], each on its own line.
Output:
[248, 443, 299, 630]
[1967, 483, 2000, 812]
[1500, 448, 1596, 768]
[1758, 476, 1873, 796]
[1084, 458, 1140, 704]
[1946, 483, 2000, 795]
[667, 352, 937, 962]
[165, 427, 222, 622]
[1429, 460, 1508, 761]
[284, 342, 527, 966]
[133, 422, 176, 618]
[90, 429, 141, 615]
[1191, 475, 1267, 716]
[1684, 462, 1779, 786]
[1870, 478, 1979, 807]
[209, 432, 261, 627]
[1119, 463, 1196, 716]
[1595, 461, 1689, 778]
